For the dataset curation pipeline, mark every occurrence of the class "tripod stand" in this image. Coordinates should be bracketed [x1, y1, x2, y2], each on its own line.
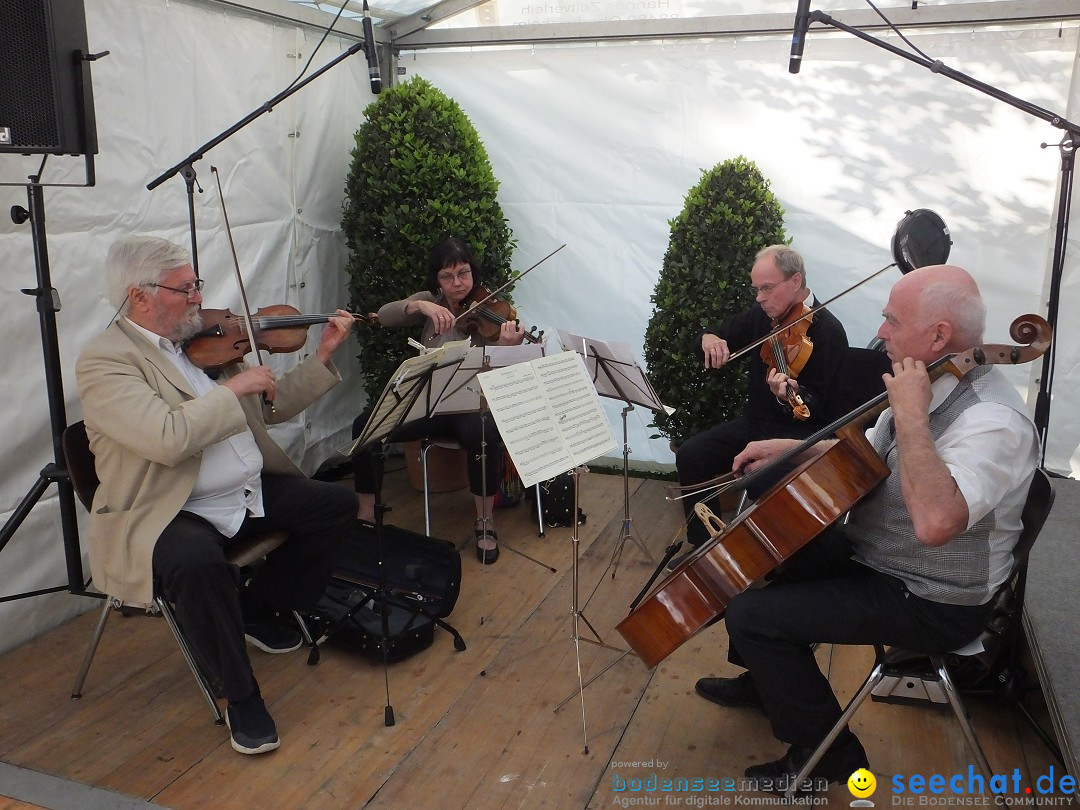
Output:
[0, 169, 90, 603]
[337, 339, 473, 725]
[474, 349, 620, 752]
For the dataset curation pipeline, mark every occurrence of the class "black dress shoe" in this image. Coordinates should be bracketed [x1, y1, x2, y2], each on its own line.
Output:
[694, 672, 764, 711]
[744, 733, 869, 795]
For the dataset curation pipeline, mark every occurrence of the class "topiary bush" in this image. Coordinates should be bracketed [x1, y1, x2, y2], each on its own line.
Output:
[643, 156, 788, 448]
[341, 76, 515, 403]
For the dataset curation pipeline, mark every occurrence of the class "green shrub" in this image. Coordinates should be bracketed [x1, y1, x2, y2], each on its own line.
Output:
[341, 76, 515, 403]
[643, 156, 788, 447]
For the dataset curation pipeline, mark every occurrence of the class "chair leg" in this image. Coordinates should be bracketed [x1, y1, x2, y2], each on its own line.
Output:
[935, 656, 998, 789]
[784, 660, 887, 798]
[71, 597, 116, 700]
[421, 441, 433, 537]
[154, 596, 225, 725]
[534, 483, 545, 537]
[293, 610, 320, 666]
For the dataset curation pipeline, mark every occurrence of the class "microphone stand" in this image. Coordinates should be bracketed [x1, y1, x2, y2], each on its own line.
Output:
[146, 39, 368, 275]
[806, 9, 1078, 458]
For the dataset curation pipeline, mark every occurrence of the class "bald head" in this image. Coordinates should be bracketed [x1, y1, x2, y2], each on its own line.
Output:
[877, 264, 986, 363]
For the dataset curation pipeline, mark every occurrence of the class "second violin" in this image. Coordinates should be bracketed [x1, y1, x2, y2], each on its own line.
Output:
[453, 285, 543, 345]
[760, 301, 814, 420]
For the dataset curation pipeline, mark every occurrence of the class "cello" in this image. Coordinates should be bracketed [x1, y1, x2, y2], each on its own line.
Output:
[616, 313, 1051, 668]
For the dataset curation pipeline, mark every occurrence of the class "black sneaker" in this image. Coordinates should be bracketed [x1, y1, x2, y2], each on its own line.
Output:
[225, 693, 280, 755]
[244, 618, 302, 654]
[694, 672, 765, 711]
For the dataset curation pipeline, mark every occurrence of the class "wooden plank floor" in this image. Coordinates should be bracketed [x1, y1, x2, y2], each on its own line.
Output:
[0, 467, 1070, 808]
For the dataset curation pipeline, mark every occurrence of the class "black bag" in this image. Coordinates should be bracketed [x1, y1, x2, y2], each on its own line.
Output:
[534, 472, 586, 527]
[311, 522, 463, 661]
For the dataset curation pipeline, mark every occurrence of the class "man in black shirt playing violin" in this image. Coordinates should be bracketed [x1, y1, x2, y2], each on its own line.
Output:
[672, 244, 849, 567]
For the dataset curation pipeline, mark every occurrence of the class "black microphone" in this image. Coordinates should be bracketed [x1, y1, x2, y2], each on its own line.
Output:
[788, 0, 812, 74]
[362, 0, 382, 94]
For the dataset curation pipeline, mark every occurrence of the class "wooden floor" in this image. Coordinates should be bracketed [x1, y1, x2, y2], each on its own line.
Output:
[0, 467, 1070, 809]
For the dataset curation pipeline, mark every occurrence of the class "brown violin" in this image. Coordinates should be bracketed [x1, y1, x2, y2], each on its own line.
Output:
[185, 305, 378, 370]
[761, 301, 813, 420]
[453, 286, 543, 344]
[617, 313, 1052, 669]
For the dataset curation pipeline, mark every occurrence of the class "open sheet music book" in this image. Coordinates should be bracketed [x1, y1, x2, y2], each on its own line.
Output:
[477, 350, 618, 488]
[339, 338, 472, 457]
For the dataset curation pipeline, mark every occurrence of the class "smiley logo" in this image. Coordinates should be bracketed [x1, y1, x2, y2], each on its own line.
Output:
[848, 768, 876, 798]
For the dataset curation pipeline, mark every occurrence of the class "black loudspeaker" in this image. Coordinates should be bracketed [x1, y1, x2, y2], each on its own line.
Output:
[0, 0, 98, 155]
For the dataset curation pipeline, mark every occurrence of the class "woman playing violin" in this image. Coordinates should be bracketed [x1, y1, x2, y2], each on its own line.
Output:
[351, 237, 526, 564]
[672, 244, 849, 564]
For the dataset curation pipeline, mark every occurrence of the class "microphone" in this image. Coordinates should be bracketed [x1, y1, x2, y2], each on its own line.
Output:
[788, 0, 811, 74]
[362, 0, 382, 94]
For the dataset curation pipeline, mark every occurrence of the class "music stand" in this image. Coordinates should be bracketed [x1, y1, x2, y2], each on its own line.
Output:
[559, 331, 671, 584]
[422, 343, 556, 574]
[336, 339, 471, 726]
[476, 350, 619, 753]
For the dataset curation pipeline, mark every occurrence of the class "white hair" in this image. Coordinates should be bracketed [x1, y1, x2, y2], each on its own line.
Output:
[105, 236, 190, 315]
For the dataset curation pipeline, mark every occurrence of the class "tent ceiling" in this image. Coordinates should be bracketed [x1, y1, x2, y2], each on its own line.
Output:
[249, 0, 1080, 49]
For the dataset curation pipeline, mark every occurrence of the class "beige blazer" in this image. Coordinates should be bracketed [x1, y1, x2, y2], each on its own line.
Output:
[74, 319, 341, 604]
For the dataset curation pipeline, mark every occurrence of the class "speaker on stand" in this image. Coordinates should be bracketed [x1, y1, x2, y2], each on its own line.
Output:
[0, 0, 105, 601]
[0, 0, 98, 158]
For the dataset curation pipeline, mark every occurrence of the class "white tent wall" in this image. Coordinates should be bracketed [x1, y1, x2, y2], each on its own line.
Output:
[0, 0, 370, 653]
[405, 20, 1080, 473]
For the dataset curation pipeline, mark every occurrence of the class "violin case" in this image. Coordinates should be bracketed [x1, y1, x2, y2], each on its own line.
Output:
[309, 521, 464, 661]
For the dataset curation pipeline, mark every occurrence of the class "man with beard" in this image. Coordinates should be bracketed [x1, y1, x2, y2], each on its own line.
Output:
[75, 235, 357, 755]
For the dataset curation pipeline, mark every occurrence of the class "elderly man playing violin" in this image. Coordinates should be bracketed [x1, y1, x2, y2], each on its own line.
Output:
[694, 265, 1039, 793]
[672, 244, 848, 568]
[75, 235, 358, 756]
[352, 236, 526, 564]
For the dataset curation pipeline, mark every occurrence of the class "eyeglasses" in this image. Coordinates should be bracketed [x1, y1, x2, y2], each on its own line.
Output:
[147, 279, 205, 298]
[750, 276, 793, 296]
[436, 269, 473, 284]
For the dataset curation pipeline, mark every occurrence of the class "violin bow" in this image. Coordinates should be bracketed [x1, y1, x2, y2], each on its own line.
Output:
[211, 166, 275, 412]
[722, 262, 898, 366]
[450, 243, 566, 326]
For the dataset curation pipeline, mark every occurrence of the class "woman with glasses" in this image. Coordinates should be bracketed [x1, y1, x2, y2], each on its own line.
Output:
[351, 237, 526, 564]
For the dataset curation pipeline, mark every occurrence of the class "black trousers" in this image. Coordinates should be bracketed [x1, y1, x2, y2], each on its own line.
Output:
[675, 416, 813, 546]
[152, 474, 356, 703]
[351, 408, 502, 498]
[724, 526, 995, 748]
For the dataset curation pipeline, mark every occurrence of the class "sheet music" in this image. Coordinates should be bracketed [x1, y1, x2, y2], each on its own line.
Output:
[478, 350, 617, 487]
[339, 339, 471, 456]
[557, 329, 673, 415]
[433, 343, 546, 414]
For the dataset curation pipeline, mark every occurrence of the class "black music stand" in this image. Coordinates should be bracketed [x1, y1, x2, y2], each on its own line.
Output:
[560, 331, 670, 587]
[334, 339, 471, 726]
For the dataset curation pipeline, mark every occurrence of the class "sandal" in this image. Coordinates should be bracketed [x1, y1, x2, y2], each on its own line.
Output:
[475, 523, 500, 564]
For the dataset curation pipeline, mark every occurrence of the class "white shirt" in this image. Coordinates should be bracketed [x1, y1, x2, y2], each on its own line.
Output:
[127, 319, 265, 537]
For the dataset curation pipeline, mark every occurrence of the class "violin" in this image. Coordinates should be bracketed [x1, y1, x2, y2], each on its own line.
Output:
[617, 313, 1052, 668]
[453, 285, 543, 345]
[760, 301, 813, 420]
[185, 305, 378, 370]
